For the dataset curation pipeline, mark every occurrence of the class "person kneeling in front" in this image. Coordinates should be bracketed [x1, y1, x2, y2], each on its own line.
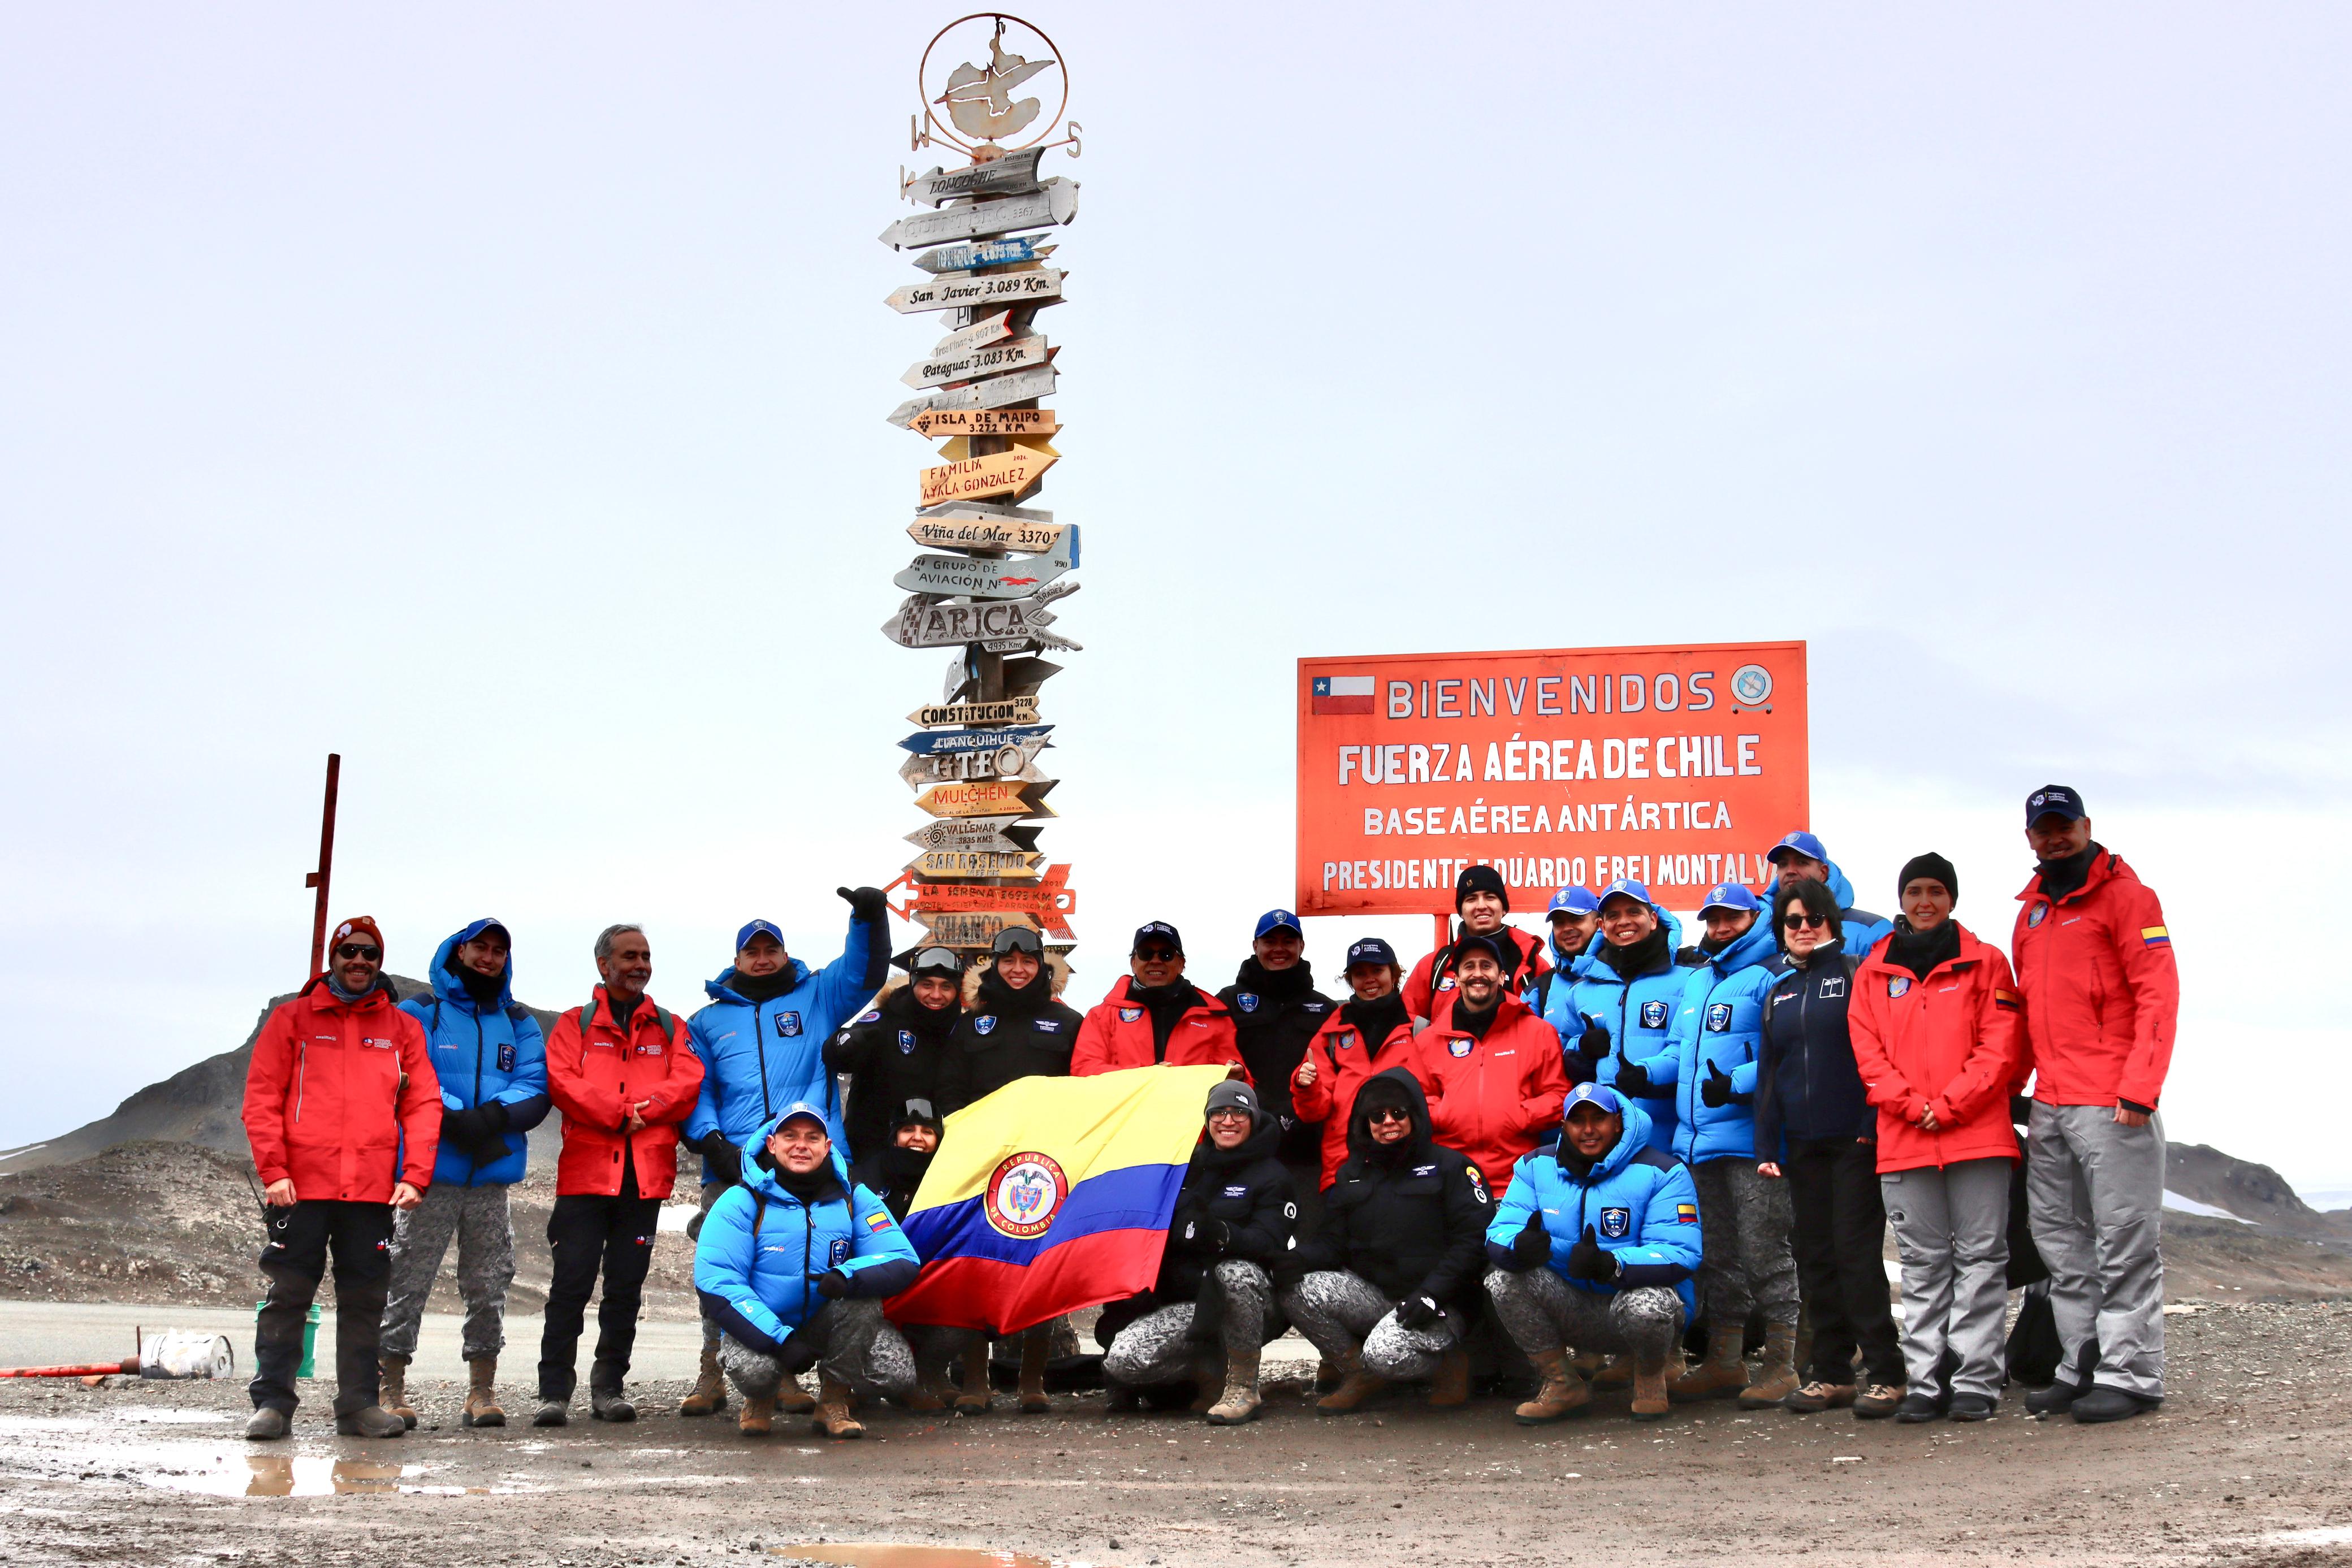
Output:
[1100, 1080, 1298, 1425]
[1279, 1068, 1492, 1413]
[692, 1103, 919, 1439]
[1485, 1085, 1701, 1424]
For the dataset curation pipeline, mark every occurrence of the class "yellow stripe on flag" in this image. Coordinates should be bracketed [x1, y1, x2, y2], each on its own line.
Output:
[907, 1064, 1230, 1219]
[2142, 926, 2168, 939]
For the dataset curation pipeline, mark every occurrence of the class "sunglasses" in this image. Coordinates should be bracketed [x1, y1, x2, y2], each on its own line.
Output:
[1134, 947, 1181, 963]
[334, 944, 382, 960]
[1782, 913, 1830, 930]
[1366, 1106, 1412, 1124]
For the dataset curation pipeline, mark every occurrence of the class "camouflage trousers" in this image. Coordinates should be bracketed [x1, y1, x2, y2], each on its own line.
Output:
[1282, 1268, 1463, 1381]
[1102, 1262, 1272, 1386]
[1484, 1266, 1684, 1362]
[380, 1182, 516, 1363]
[719, 1299, 915, 1402]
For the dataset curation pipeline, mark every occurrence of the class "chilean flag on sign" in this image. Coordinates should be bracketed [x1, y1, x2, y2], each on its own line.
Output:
[1311, 674, 1376, 715]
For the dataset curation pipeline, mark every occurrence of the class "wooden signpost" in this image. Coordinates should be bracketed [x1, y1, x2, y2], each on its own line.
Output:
[884, 21, 1082, 959]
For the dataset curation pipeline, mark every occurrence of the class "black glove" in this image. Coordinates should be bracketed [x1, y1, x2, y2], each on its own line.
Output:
[698, 1132, 743, 1188]
[1576, 1016, 1612, 1064]
[811, 1268, 852, 1300]
[478, 1101, 509, 1135]
[1564, 1224, 1619, 1283]
[438, 1104, 486, 1145]
[777, 1327, 820, 1375]
[1701, 1060, 1733, 1108]
[839, 885, 889, 925]
[1614, 1058, 1655, 1097]
[1394, 1294, 1442, 1330]
[1563, 1053, 1596, 1088]
[1508, 1214, 1551, 1270]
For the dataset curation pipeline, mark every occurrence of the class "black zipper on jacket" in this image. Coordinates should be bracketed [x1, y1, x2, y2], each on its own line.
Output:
[755, 996, 775, 1120]
[469, 1010, 486, 1181]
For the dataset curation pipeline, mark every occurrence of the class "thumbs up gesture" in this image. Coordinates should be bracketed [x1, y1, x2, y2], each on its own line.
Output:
[1700, 1060, 1734, 1107]
[1564, 1224, 1619, 1283]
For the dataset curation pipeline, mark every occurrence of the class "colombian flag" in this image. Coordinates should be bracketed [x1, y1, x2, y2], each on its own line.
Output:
[884, 1064, 1228, 1334]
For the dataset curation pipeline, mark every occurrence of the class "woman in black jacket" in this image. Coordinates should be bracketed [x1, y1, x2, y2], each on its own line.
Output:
[825, 947, 963, 1162]
[1099, 1080, 1298, 1424]
[1756, 875, 1904, 1418]
[1281, 1067, 1493, 1413]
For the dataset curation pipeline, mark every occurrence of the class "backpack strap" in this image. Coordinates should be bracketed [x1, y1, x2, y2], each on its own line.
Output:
[505, 1003, 530, 1024]
[750, 1192, 768, 1238]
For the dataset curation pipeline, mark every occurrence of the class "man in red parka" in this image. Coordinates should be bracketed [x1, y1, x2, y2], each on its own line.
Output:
[535, 923, 704, 1426]
[1402, 865, 1550, 1023]
[1072, 922, 1244, 1077]
[1408, 934, 1570, 1189]
[241, 916, 440, 1441]
[2011, 786, 2179, 1425]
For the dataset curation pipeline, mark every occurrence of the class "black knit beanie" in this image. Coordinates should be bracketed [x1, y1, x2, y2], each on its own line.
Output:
[1455, 863, 1508, 912]
[1897, 852, 1958, 905]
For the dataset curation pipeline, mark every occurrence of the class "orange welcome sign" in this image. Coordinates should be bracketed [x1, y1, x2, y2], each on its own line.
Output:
[1295, 642, 1810, 916]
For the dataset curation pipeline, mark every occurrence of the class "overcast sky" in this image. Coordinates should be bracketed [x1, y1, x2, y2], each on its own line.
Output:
[3, 6, 2346, 1193]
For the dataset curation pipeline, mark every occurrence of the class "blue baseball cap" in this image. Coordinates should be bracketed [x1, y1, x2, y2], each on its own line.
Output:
[1344, 936, 1399, 971]
[1597, 878, 1655, 911]
[736, 919, 785, 951]
[1564, 1083, 1624, 1117]
[1700, 882, 1762, 916]
[775, 1101, 829, 1133]
[1547, 886, 1601, 918]
[1254, 908, 1304, 940]
[2025, 785, 2087, 825]
[1768, 830, 1828, 866]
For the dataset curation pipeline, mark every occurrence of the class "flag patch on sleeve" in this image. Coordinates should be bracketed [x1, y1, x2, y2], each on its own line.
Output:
[2141, 926, 2171, 947]
[1994, 989, 2021, 1010]
[1675, 1203, 1699, 1224]
[866, 1211, 892, 1232]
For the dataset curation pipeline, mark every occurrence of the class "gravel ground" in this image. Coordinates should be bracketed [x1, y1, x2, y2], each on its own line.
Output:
[0, 1300, 2345, 1567]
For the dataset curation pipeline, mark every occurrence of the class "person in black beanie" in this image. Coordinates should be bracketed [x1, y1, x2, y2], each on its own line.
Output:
[1218, 908, 1336, 1220]
[826, 946, 964, 1163]
[1403, 864, 1551, 1021]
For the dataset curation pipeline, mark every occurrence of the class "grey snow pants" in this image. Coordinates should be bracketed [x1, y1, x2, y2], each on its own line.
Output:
[1282, 1269, 1462, 1381]
[719, 1298, 916, 1402]
[2026, 1101, 2165, 1399]
[380, 1181, 516, 1363]
[1690, 1156, 1799, 1328]
[1881, 1158, 2012, 1399]
[1102, 1261, 1273, 1385]
[1484, 1267, 1684, 1363]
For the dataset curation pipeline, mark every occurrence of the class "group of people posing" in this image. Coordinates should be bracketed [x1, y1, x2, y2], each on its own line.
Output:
[238, 784, 2177, 1446]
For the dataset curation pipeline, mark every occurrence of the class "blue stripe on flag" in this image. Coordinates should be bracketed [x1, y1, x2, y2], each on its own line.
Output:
[900, 1161, 1183, 1268]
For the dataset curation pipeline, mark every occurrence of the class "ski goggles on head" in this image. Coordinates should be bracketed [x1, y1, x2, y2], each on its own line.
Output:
[909, 946, 962, 978]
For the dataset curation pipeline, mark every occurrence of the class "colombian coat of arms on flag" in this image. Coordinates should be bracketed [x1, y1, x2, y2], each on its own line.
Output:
[884, 1064, 1229, 1335]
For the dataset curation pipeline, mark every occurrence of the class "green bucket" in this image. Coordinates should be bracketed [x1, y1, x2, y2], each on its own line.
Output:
[253, 1301, 322, 1378]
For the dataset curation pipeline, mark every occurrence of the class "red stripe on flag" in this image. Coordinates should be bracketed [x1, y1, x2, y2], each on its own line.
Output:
[883, 1227, 1169, 1336]
[1311, 694, 1376, 715]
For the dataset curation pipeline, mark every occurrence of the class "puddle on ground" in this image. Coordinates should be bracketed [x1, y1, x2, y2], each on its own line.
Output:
[776, 1549, 1108, 1568]
[114, 1409, 230, 1425]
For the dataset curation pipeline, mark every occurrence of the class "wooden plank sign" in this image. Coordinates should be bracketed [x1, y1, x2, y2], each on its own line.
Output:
[916, 446, 1058, 506]
[903, 147, 1047, 207]
[899, 724, 1052, 757]
[912, 778, 1056, 818]
[894, 544, 1073, 600]
[913, 910, 1042, 948]
[888, 362, 1058, 428]
[928, 313, 1017, 359]
[902, 333, 1050, 391]
[878, 179, 1079, 250]
[910, 235, 1053, 274]
[882, 583, 1079, 654]
[908, 408, 1058, 439]
[906, 514, 1072, 556]
[898, 747, 1050, 788]
[908, 696, 1041, 729]
[885, 267, 1065, 315]
[901, 865, 1077, 920]
[903, 815, 1040, 854]
[908, 847, 1047, 880]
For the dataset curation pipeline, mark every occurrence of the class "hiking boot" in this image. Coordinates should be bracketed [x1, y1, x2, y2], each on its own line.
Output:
[1949, 1393, 1998, 1422]
[954, 1336, 994, 1415]
[679, 1342, 729, 1417]
[738, 1391, 776, 1436]
[2025, 1379, 2086, 1417]
[588, 1382, 635, 1423]
[1514, 1349, 1591, 1425]
[1853, 1383, 1906, 1420]
[1670, 1324, 1749, 1403]
[2071, 1385, 2156, 1424]
[1205, 1345, 1262, 1426]
[1019, 1332, 1052, 1414]
[1315, 1357, 1343, 1393]
[1589, 1353, 1634, 1391]
[1629, 1350, 1672, 1422]
[1104, 1380, 1142, 1414]
[335, 1405, 407, 1439]
[379, 1353, 418, 1431]
[1315, 1349, 1389, 1415]
[461, 1358, 505, 1428]
[1427, 1346, 1471, 1408]
[1737, 1323, 1800, 1409]
[1784, 1380, 1856, 1414]
[1188, 1346, 1224, 1414]
[1571, 1349, 1607, 1381]
[813, 1375, 863, 1439]
[531, 1398, 568, 1427]
[244, 1407, 289, 1441]
[1894, 1391, 1944, 1423]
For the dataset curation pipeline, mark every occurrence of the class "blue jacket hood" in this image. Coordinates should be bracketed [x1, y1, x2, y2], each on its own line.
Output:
[1556, 1096, 1658, 1183]
[429, 920, 516, 1013]
[735, 1103, 854, 1194]
[1568, 904, 1685, 984]
[706, 959, 815, 1007]
[1698, 919, 1780, 979]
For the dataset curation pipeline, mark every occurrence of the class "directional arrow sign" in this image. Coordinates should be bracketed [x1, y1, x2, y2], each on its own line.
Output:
[918, 445, 1058, 506]
[886, 267, 1065, 315]
[1000, 656, 1064, 695]
[882, 583, 1080, 653]
[898, 865, 1078, 921]
[898, 724, 1052, 757]
[898, 744, 1050, 788]
[913, 910, 1044, 948]
[907, 696, 1041, 729]
[927, 313, 1017, 359]
[910, 235, 1053, 274]
[902, 333, 1050, 391]
[906, 514, 1071, 556]
[913, 778, 1056, 818]
[903, 815, 1041, 854]
[879, 179, 1079, 249]
[909, 408, 1058, 439]
[894, 543, 1073, 600]
[888, 362, 1058, 428]
[907, 847, 1047, 880]
[904, 147, 1047, 207]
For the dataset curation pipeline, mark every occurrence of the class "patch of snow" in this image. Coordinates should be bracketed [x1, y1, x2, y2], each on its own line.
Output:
[2163, 1191, 2250, 1222]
